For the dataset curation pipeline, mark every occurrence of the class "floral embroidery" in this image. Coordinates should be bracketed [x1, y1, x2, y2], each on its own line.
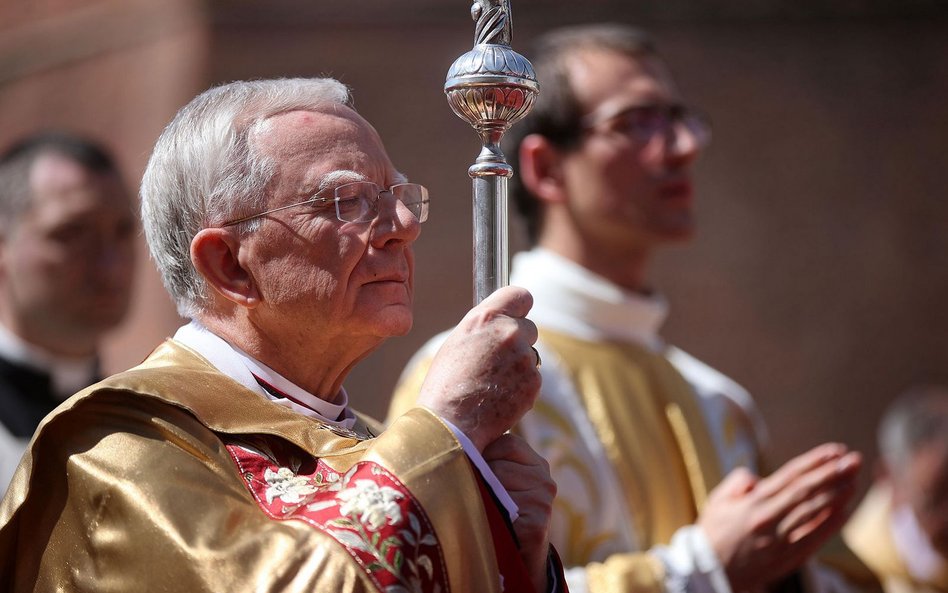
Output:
[263, 467, 320, 504]
[226, 442, 449, 593]
[336, 479, 405, 530]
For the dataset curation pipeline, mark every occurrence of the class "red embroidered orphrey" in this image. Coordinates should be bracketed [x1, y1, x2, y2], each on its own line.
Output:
[227, 442, 450, 593]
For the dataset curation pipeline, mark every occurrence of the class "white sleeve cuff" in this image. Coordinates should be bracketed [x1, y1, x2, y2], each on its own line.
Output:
[563, 565, 590, 593]
[435, 414, 520, 523]
[651, 525, 732, 593]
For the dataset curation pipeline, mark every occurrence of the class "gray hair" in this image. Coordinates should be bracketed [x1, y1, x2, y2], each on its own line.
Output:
[140, 77, 351, 319]
[878, 384, 948, 476]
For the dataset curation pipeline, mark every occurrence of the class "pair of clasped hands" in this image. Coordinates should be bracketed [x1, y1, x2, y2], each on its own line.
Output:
[417, 286, 862, 593]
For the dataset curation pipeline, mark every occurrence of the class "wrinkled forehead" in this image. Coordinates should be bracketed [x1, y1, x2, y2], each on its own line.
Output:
[566, 49, 681, 115]
[252, 107, 399, 192]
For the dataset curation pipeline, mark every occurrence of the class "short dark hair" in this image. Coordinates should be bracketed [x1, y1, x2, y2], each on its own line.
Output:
[506, 23, 658, 243]
[0, 132, 121, 232]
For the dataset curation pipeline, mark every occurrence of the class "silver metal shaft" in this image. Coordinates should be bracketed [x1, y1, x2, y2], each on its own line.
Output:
[472, 174, 509, 303]
[444, 0, 538, 305]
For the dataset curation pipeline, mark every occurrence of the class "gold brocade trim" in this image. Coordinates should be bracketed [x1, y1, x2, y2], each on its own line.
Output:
[573, 360, 653, 542]
[843, 484, 907, 579]
[559, 497, 621, 564]
[539, 329, 724, 546]
[587, 551, 666, 593]
[665, 403, 709, 512]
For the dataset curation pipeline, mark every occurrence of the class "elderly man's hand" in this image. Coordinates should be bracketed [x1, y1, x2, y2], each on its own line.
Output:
[483, 434, 556, 593]
[416, 286, 540, 452]
[698, 443, 862, 593]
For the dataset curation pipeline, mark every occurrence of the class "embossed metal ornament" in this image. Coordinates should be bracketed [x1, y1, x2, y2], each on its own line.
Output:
[445, 0, 539, 304]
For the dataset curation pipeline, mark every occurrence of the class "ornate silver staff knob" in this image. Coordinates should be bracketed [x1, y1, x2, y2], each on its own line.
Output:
[445, 0, 539, 304]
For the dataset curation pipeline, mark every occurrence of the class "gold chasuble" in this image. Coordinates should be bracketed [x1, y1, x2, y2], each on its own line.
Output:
[537, 329, 723, 545]
[844, 484, 948, 593]
[0, 341, 519, 593]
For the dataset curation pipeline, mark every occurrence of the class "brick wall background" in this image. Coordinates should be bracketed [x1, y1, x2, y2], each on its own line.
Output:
[3, 0, 947, 490]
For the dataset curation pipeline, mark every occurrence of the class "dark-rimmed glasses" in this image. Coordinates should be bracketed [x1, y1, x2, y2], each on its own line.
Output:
[582, 103, 712, 148]
[219, 181, 430, 227]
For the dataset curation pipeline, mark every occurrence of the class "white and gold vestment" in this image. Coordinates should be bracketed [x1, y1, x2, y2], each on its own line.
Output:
[391, 247, 770, 593]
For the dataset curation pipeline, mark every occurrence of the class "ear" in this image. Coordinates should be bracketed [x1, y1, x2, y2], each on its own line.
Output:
[190, 228, 260, 309]
[518, 133, 568, 205]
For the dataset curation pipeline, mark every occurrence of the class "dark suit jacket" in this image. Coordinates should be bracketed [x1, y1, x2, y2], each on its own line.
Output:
[0, 357, 64, 438]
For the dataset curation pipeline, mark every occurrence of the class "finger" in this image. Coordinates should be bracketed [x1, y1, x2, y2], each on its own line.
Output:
[518, 317, 539, 345]
[754, 443, 849, 498]
[775, 477, 856, 541]
[483, 433, 521, 460]
[483, 433, 545, 465]
[476, 285, 534, 319]
[487, 459, 550, 491]
[709, 466, 758, 501]
[774, 493, 855, 567]
[758, 451, 861, 521]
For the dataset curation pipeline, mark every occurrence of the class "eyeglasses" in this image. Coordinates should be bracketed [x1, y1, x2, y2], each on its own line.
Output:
[582, 103, 712, 148]
[219, 181, 430, 227]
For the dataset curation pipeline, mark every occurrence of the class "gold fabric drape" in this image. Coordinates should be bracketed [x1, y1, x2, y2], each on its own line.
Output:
[0, 340, 504, 593]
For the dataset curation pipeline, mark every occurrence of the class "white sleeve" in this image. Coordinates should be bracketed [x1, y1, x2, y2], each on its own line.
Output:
[562, 525, 733, 593]
[652, 525, 733, 593]
[436, 414, 519, 522]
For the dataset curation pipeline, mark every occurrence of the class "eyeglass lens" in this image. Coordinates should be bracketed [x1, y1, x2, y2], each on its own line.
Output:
[615, 105, 711, 147]
[334, 182, 430, 224]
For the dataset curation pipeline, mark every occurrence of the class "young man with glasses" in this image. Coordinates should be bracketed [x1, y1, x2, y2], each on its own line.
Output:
[0, 78, 565, 593]
[392, 23, 870, 593]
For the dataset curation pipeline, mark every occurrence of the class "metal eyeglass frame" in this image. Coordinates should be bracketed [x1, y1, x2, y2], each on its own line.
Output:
[218, 181, 430, 228]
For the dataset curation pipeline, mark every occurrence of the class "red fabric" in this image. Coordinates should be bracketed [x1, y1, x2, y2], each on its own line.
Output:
[226, 438, 449, 593]
[474, 474, 538, 593]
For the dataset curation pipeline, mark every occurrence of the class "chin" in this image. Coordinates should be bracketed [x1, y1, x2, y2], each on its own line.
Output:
[373, 308, 413, 337]
[69, 314, 127, 336]
[80, 300, 132, 326]
[653, 227, 695, 244]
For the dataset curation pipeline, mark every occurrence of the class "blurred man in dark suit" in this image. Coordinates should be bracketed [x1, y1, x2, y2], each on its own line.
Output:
[0, 133, 136, 491]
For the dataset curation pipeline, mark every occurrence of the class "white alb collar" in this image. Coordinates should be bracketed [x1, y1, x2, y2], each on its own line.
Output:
[173, 321, 356, 429]
[890, 500, 947, 582]
[510, 247, 669, 350]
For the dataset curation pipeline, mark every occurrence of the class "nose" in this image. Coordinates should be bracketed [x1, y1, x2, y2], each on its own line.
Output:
[369, 192, 421, 247]
[665, 120, 704, 164]
[94, 236, 135, 279]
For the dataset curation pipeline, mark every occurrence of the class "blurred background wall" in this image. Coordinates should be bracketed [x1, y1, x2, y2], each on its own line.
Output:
[2, 0, 947, 489]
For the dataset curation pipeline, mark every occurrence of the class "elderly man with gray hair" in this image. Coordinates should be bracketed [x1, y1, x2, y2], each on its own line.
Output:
[0, 78, 563, 593]
[845, 386, 948, 593]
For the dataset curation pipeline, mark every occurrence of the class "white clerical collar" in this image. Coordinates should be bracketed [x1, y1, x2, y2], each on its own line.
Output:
[0, 323, 98, 400]
[173, 325, 520, 522]
[890, 499, 948, 582]
[172, 321, 356, 430]
[510, 247, 669, 350]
